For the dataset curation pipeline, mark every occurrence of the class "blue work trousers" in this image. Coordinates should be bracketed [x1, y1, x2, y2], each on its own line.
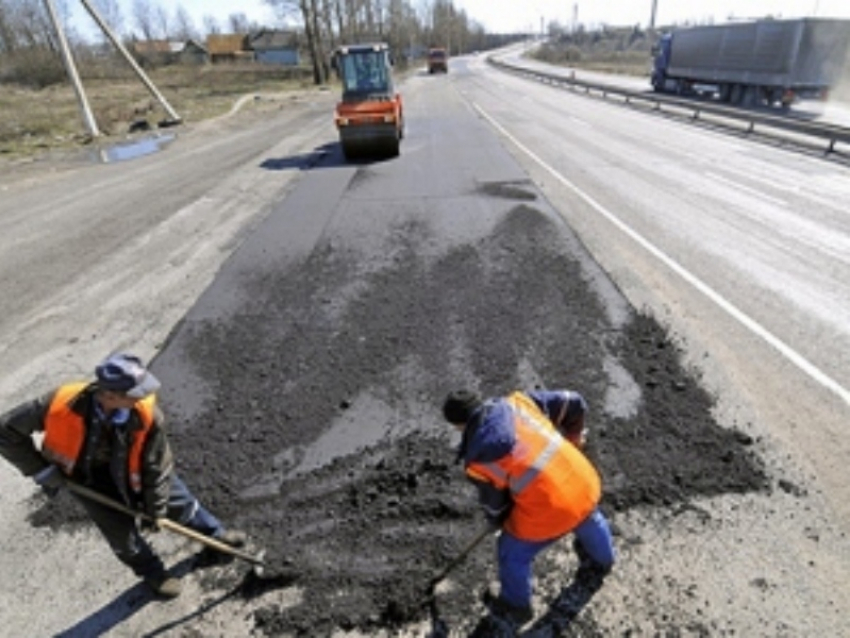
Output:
[498, 507, 615, 608]
[74, 473, 224, 578]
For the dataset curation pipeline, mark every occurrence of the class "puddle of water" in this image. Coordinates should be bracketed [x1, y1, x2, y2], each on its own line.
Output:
[96, 134, 176, 163]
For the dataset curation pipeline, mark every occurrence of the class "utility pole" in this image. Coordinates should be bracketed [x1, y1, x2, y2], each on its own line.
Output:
[572, 3, 578, 34]
[43, 0, 101, 138]
[80, 0, 182, 124]
[650, 0, 658, 29]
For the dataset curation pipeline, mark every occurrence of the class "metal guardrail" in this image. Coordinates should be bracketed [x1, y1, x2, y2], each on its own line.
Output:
[487, 56, 850, 156]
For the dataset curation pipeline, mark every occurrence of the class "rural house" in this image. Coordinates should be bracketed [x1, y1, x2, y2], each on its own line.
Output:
[132, 39, 208, 66]
[248, 30, 301, 66]
[177, 39, 208, 65]
[206, 34, 253, 63]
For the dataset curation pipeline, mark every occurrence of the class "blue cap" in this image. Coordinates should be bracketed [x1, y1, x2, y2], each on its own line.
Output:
[95, 353, 160, 399]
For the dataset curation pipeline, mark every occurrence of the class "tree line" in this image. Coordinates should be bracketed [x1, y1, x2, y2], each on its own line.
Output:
[0, 0, 525, 87]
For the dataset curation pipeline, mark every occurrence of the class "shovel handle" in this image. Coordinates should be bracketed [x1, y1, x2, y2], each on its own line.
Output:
[430, 524, 495, 585]
[155, 518, 265, 566]
[65, 480, 264, 567]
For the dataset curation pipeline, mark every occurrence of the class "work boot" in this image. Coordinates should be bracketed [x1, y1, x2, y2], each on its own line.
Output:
[481, 586, 534, 626]
[144, 572, 182, 599]
[574, 559, 612, 591]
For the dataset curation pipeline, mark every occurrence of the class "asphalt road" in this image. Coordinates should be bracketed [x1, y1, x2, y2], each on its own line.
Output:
[503, 44, 850, 128]
[457, 51, 850, 524]
[1, 51, 849, 636]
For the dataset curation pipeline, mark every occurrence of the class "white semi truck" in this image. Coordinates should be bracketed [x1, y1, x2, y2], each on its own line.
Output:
[651, 18, 850, 109]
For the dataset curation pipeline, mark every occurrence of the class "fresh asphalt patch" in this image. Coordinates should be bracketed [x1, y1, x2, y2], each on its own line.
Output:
[28, 183, 769, 635]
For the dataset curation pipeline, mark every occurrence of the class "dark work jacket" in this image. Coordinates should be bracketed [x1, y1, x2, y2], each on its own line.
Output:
[0, 383, 174, 517]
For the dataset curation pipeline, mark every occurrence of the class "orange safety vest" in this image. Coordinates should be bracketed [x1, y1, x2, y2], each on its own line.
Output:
[42, 382, 157, 493]
[466, 391, 601, 541]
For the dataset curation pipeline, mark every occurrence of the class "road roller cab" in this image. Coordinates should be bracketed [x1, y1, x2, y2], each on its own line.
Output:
[332, 42, 404, 160]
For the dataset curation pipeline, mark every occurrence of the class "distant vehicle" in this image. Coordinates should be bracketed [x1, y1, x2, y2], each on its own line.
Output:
[651, 18, 850, 109]
[332, 43, 404, 160]
[428, 47, 448, 74]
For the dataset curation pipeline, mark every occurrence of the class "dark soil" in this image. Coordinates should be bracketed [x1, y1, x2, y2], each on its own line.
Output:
[31, 187, 770, 636]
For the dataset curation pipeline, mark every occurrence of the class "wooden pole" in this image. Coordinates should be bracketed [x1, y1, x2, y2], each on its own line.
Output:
[43, 0, 101, 138]
[79, 0, 182, 124]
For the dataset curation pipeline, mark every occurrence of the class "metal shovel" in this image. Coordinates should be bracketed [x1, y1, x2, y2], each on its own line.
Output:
[65, 480, 268, 575]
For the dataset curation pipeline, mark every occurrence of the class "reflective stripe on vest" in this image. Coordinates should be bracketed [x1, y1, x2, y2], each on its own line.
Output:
[479, 401, 561, 497]
[466, 391, 601, 541]
[42, 383, 156, 493]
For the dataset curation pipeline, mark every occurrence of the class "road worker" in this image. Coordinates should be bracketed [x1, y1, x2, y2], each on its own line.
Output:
[0, 352, 246, 598]
[442, 388, 615, 625]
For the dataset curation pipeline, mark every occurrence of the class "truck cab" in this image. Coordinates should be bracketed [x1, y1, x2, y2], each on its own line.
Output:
[427, 48, 448, 74]
[332, 43, 404, 160]
[650, 33, 673, 92]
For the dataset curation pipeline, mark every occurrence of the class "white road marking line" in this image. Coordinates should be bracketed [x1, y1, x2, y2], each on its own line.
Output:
[472, 101, 850, 409]
[704, 172, 788, 207]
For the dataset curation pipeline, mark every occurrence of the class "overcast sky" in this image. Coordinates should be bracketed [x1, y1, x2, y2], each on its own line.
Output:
[468, 1, 850, 31]
[69, 0, 850, 38]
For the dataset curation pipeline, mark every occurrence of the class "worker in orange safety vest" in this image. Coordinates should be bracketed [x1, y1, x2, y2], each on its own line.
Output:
[0, 352, 246, 599]
[442, 388, 615, 626]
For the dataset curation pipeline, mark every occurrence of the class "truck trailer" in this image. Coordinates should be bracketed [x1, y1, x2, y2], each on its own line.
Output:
[651, 18, 850, 108]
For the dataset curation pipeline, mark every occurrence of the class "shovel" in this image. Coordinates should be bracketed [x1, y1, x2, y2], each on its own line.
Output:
[65, 480, 268, 576]
[421, 524, 497, 636]
[427, 524, 496, 596]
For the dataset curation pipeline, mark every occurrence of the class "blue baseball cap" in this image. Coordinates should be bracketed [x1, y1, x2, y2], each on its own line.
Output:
[95, 353, 161, 399]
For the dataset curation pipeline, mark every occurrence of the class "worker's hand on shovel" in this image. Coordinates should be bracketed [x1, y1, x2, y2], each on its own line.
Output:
[138, 513, 162, 534]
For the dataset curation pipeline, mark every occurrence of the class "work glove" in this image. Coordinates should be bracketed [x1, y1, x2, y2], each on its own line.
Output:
[485, 507, 511, 530]
[137, 506, 165, 533]
[566, 427, 588, 449]
[138, 515, 161, 534]
[33, 465, 65, 498]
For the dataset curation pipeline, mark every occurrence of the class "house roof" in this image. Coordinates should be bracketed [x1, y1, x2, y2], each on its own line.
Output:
[133, 40, 173, 54]
[132, 39, 208, 55]
[206, 34, 249, 55]
[249, 29, 299, 51]
[181, 39, 207, 53]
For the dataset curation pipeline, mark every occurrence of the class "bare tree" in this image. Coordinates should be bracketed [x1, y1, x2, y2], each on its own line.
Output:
[310, 0, 329, 78]
[0, 0, 21, 53]
[257, 0, 483, 81]
[330, 0, 346, 43]
[132, 0, 156, 40]
[14, 0, 58, 48]
[319, 0, 337, 51]
[91, 0, 122, 33]
[202, 14, 220, 36]
[154, 3, 169, 38]
[0, 0, 68, 84]
[173, 5, 196, 40]
[227, 12, 250, 34]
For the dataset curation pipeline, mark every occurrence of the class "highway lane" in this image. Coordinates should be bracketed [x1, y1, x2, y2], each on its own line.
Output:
[0, 91, 336, 406]
[501, 45, 850, 127]
[452, 52, 850, 524]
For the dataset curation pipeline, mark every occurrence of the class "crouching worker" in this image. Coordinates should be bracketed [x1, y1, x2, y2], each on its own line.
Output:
[0, 353, 246, 598]
[442, 389, 615, 625]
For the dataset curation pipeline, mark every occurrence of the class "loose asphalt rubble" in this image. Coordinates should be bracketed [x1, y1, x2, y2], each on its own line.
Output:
[28, 190, 771, 636]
